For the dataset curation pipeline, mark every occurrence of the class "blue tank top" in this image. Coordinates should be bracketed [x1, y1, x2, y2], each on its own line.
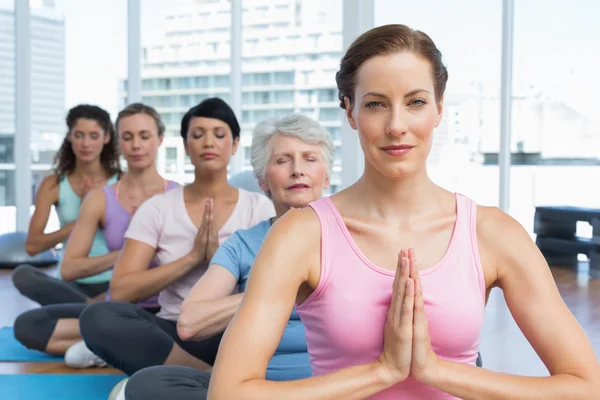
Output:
[55, 173, 119, 284]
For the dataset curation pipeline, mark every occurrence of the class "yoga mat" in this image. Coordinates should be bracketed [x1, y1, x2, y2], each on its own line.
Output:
[0, 374, 125, 400]
[0, 327, 63, 362]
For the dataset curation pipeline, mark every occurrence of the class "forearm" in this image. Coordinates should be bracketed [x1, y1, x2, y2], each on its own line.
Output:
[211, 361, 396, 400]
[179, 293, 244, 341]
[426, 359, 599, 400]
[61, 251, 120, 281]
[111, 254, 199, 303]
[26, 223, 74, 256]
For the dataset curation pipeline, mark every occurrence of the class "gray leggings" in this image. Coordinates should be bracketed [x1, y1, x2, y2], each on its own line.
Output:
[12, 264, 108, 305]
[14, 303, 86, 352]
[13, 303, 161, 354]
[126, 366, 210, 400]
[80, 301, 223, 376]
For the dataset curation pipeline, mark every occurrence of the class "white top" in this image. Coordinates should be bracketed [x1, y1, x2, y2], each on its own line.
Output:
[125, 186, 275, 321]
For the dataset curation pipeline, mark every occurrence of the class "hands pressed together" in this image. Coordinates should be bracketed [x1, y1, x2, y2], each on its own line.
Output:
[189, 198, 220, 264]
[377, 248, 440, 386]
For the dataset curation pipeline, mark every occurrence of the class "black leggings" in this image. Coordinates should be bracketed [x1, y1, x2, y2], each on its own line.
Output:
[126, 366, 210, 400]
[13, 303, 161, 354]
[79, 301, 223, 376]
[12, 264, 108, 305]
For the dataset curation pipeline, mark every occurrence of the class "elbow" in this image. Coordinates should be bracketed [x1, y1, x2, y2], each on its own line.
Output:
[24, 241, 40, 257]
[109, 284, 136, 303]
[59, 262, 77, 282]
[176, 321, 196, 342]
[177, 303, 208, 341]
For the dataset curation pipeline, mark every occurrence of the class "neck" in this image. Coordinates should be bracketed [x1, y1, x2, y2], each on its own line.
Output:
[73, 159, 107, 178]
[274, 202, 291, 219]
[188, 168, 232, 198]
[120, 165, 163, 189]
[352, 161, 441, 220]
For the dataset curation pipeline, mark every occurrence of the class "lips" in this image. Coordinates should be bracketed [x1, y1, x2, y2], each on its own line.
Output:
[201, 153, 217, 159]
[288, 183, 310, 190]
[381, 145, 414, 151]
[381, 144, 414, 156]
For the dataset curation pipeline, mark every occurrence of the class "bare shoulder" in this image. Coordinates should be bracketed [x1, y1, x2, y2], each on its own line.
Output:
[476, 205, 530, 245]
[476, 205, 541, 284]
[80, 187, 107, 215]
[266, 207, 321, 252]
[256, 207, 322, 285]
[39, 175, 60, 195]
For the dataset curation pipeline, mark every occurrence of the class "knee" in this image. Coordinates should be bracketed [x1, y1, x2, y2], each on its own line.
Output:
[14, 308, 53, 351]
[12, 264, 36, 293]
[126, 366, 207, 400]
[125, 367, 167, 400]
[79, 302, 131, 348]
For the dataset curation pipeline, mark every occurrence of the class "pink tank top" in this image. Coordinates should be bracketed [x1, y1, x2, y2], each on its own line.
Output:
[296, 193, 486, 399]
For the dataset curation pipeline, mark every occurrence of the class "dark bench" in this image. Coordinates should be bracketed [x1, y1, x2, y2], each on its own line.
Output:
[534, 206, 600, 278]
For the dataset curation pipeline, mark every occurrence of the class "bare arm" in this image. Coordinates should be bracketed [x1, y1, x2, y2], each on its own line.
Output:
[423, 207, 600, 399]
[110, 198, 212, 304]
[25, 175, 74, 256]
[208, 209, 398, 400]
[178, 264, 241, 341]
[61, 189, 120, 281]
[110, 239, 200, 303]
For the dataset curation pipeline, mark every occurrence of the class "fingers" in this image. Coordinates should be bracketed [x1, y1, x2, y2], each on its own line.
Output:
[412, 272, 428, 338]
[399, 276, 415, 342]
[408, 248, 418, 280]
[390, 249, 410, 327]
[208, 198, 214, 228]
[196, 199, 211, 240]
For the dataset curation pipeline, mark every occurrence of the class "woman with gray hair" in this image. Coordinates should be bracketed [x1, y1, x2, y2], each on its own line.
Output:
[121, 113, 334, 400]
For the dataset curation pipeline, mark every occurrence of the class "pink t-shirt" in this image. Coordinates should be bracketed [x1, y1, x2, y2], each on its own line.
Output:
[125, 186, 275, 321]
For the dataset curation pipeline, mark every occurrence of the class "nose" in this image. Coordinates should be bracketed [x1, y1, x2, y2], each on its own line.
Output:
[386, 106, 409, 137]
[131, 136, 141, 149]
[203, 133, 216, 148]
[290, 158, 306, 178]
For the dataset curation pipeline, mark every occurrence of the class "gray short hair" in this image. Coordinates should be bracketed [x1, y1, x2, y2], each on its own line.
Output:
[250, 114, 335, 185]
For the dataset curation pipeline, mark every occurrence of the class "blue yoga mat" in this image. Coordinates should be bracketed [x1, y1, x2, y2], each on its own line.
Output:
[0, 327, 63, 362]
[0, 374, 125, 400]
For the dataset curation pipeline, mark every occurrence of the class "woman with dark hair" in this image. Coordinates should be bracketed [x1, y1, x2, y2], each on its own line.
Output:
[207, 24, 600, 399]
[78, 98, 275, 398]
[12, 104, 121, 306]
[13, 103, 178, 369]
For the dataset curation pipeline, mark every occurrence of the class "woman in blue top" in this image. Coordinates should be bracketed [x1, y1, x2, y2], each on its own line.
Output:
[122, 114, 335, 400]
[12, 104, 121, 306]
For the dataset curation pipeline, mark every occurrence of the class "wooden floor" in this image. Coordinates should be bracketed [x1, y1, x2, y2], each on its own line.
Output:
[0, 264, 599, 376]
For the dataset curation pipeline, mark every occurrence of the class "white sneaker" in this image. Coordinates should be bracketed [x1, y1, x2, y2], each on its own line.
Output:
[108, 378, 128, 400]
[65, 340, 107, 368]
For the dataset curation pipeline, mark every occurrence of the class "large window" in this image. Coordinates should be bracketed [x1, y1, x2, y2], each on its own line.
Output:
[240, 0, 343, 192]
[1, 0, 126, 232]
[510, 0, 600, 233]
[375, 0, 502, 207]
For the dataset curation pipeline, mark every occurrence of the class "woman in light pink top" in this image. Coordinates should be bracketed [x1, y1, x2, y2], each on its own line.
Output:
[208, 24, 600, 399]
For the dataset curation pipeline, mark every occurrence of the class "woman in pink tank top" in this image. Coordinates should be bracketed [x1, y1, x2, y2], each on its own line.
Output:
[208, 25, 600, 399]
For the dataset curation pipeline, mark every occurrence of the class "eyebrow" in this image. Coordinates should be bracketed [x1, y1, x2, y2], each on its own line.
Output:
[121, 130, 151, 134]
[363, 89, 430, 99]
[190, 126, 225, 131]
[273, 150, 319, 158]
[74, 130, 100, 135]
